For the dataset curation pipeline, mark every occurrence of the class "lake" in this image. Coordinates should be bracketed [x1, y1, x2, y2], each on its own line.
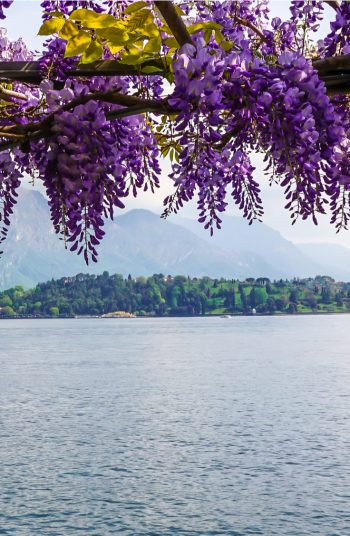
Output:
[1, 316, 350, 535]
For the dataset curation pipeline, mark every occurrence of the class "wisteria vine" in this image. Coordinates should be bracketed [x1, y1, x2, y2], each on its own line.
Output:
[0, 0, 350, 263]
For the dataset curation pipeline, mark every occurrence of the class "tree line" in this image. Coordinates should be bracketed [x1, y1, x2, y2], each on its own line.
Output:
[0, 273, 349, 318]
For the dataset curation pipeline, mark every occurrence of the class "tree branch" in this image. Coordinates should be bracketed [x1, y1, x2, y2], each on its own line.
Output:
[325, 1, 340, 11]
[0, 131, 25, 138]
[235, 16, 268, 42]
[214, 126, 241, 149]
[154, 0, 194, 47]
[107, 104, 170, 120]
[0, 85, 27, 102]
[0, 90, 173, 152]
[0, 90, 168, 135]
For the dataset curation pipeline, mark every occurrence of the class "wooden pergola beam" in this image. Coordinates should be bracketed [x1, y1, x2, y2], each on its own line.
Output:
[154, 1, 194, 47]
[1, 55, 350, 93]
[0, 59, 166, 85]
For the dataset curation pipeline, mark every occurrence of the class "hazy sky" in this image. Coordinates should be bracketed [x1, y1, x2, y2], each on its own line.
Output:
[3, 1, 350, 247]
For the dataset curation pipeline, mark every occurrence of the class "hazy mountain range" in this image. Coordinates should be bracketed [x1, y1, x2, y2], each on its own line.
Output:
[1, 188, 350, 289]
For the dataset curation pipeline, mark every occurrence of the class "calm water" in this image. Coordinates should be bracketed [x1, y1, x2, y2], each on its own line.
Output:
[1, 316, 350, 535]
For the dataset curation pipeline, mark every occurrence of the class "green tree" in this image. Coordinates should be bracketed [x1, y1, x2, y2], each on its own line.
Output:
[255, 287, 267, 305]
[304, 291, 318, 310]
[266, 297, 276, 314]
[288, 303, 297, 314]
[289, 289, 299, 304]
[336, 292, 343, 307]
[1, 306, 16, 316]
[0, 294, 13, 307]
[249, 288, 257, 308]
[224, 289, 236, 310]
[321, 287, 332, 304]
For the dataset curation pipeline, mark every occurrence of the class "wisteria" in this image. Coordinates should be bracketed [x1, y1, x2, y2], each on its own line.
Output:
[0, 0, 350, 263]
[0, 0, 12, 20]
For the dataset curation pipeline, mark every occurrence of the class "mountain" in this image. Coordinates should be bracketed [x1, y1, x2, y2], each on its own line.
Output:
[0, 189, 260, 289]
[176, 215, 326, 279]
[99, 208, 253, 279]
[0, 188, 348, 290]
[297, 243, 350, 281]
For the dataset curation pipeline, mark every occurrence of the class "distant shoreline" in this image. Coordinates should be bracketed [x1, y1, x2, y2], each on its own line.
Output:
[1, 310, 350, 320]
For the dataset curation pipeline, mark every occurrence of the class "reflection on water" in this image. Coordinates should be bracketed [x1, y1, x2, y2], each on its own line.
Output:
[1, 316, 350, 535]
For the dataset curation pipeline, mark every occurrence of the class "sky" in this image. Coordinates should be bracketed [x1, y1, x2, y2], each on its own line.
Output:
[3, 1, 350, 248]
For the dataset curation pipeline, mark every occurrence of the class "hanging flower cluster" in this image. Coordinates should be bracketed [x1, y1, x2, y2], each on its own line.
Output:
[0, 0, 349, 263]
[0, 1, 12, 20]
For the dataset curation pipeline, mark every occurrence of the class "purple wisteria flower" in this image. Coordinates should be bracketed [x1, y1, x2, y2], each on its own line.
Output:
[0, 0, 350, 262]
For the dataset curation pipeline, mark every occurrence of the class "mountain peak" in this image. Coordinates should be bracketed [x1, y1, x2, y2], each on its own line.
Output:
[118, 208, 160, 222]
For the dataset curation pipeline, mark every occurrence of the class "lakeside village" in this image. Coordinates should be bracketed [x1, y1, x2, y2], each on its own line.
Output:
[0, 273, 349, 319]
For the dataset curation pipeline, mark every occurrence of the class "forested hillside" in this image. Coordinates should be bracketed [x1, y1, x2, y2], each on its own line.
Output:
[0, 273, 349, 318]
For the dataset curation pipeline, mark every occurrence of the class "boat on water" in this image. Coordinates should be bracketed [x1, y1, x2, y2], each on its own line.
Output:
[220, 315, 232, 319]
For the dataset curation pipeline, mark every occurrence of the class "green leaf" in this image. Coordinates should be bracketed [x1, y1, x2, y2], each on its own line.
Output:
[214, 29, 225, 44]
[141, 22, 159, 38]
[59, 21, 79, 40]
[124, 1, 148, 14]
[203, 29, 212, 44]
[45, 11, 65, 18]
[109, 45, 124, 54]
[120, 49, 152, 65]
[64, 30, 92, 57]
[175, 5, 186, 16]
[38, 17, 65, 35]
[141, 65, 164, 74]
[126, 9, 154, 32]
[188, 21, 222, 34]
[143, 35, 161, 54]
[220, 40, 234, 52]
[80, 40, 104, 63]
[69, 8, 121, 29]
[164, 37, 178, 48]
[96, 27, 128, 40]
[158, 23, 172, 34]
[97, 27, 129, 47]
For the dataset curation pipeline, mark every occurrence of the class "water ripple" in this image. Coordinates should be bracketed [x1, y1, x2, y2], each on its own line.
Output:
[1, 316, 350, 534]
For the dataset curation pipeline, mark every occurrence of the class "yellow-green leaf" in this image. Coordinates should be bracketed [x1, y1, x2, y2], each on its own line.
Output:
[96, 27, 128, 40]
[164, 37, 178, 48]
[97, 27, 128, 49]
[64, 30, 91, 57]
[203, 29, 212, 44]
[124, 1, 148, 14]
[141, 65, 164, 74]
[215, 29, 225, 44]
[161, 145, 170, 157]
[69, 8, 120, 29]
[120, 50, 152, 65]
[175, 5, 186, 16]
[188, 21, 222, 34]
[158, 23, 172, 35]
[143, 35, 161, 54]
[38, 17, 65, 35]
[220, 40, 234, 52]
[59, 21, 79, 40]
[80, 40, 104, 63]
[109, 44, 124, 54]
[46, 11, 65, 18]
[141, 22, 159, 38]
[127, 9, 154, 32]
